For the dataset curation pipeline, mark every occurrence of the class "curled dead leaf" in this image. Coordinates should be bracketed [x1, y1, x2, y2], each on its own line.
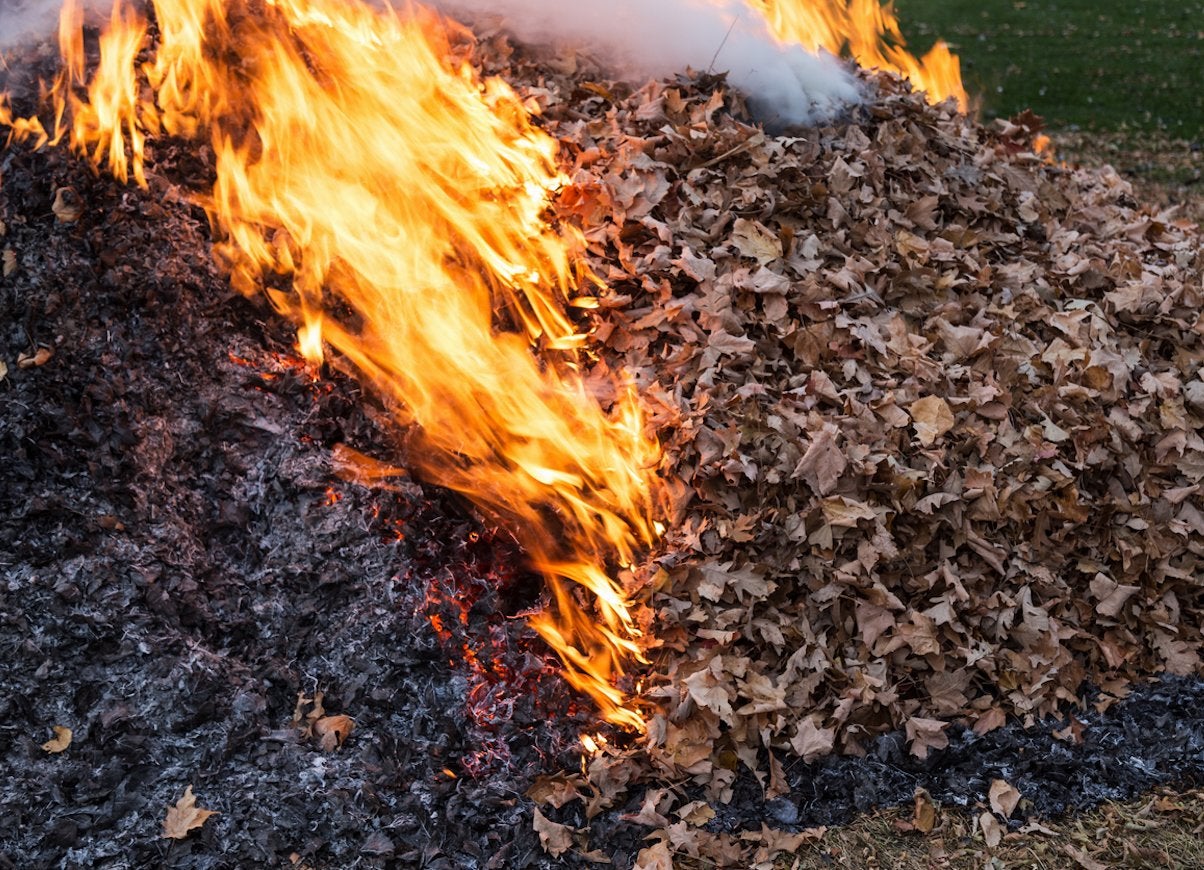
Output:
[532, 806, 574, 858]
[41, 725, 73, 753]
[52, 187, 84, 223]
[909, 395, 955, 447]
[313, 714, 354, 751]
[978, 810, 1003, 848]
[2, 248, 15, 277]
[162, 785, 217, 839]
[526, 772, 585, 808]
[632, 840, 674, 870]
[988, 778, 1021, 819]
[912, 788, 937, 833]
[17, 347, 53, 369]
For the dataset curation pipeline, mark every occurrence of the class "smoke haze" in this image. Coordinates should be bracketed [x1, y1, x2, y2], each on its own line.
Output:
[0, 0, 65, 47]
[0, 0, 862, 124]
[435, 0, 862, 125]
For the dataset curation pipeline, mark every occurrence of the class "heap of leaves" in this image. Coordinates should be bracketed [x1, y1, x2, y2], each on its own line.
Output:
[484, 38, 1204, 782]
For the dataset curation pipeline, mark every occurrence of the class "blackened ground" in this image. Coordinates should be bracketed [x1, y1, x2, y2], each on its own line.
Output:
[2, 142, 1204, 870]
[0, 141, 600, 869]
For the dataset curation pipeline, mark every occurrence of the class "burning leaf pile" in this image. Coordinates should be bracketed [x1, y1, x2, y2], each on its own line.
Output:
[496, 53, 1201, 769]
[3, 0, 1204, 866]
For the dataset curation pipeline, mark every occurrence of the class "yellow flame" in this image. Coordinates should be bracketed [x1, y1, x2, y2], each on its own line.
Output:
[750, 0, 967, 110]
[2, 0, 659, 730]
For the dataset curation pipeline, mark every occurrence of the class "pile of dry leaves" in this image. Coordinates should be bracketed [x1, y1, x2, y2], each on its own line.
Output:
[475, 32, 1204, 860]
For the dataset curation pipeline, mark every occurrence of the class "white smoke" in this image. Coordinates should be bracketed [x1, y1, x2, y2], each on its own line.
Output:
[0, 0, 66, 47]
[435, 0, 862, 126]
[0, 0, 862, 125]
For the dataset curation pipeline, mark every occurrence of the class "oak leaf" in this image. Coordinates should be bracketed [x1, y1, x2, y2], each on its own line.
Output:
[532, 807, 574, 858]
[162, 785, 217, 839]
[527, 773, 585, 809]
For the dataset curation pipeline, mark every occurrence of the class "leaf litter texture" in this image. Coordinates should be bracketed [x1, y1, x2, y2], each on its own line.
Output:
[484, 42, 1204, 787]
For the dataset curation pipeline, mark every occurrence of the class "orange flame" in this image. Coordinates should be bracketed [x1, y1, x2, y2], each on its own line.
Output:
[2, 0, 659, 730]
[750, 0, 967, 110]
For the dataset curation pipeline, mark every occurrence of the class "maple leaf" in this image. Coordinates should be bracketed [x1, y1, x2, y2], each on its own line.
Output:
[730, 218, 782, 264]
[904, 717, 950, 759]
[41, 725, 73, 754]
[162, 785, 218, 839]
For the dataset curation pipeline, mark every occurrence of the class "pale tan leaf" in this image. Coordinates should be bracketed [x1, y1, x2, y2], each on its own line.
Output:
[730, 218, 781, 264]
[909, 395, 955, 446]
[905, 717, 950, 759]
[41, 725, 73, 754]
[632, 840, 674, 870]
[988, 779, 1021, 818]
[978, 811, 1002, 848]
[162, 785, 218, 839]
[790, 717, 835, 762]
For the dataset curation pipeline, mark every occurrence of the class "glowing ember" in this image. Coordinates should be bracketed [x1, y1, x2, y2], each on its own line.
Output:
[751, 0, 967, 110]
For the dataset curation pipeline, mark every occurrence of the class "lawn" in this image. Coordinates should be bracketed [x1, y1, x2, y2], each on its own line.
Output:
[894, 0, 1204, 136]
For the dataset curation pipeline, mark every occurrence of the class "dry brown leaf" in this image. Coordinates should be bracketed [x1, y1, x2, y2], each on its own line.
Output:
[41, 725, 72, 754]
[162, 785, 218, 839]
[1064, 844, 1108, 870]
[909, 395, 955, 447]
[313, 714, 354, 751]
[52, 186, 84, 223]
[17, 347, 53, 369]
[791, 717, 835, 762]
[912, 788, 937, 833]
[532, 807, 574, 858]
[905, 717, 950, 759]
[0, 360, 9, 383]
[527, 773, 585, 808]
[978, 811, 1003, 848]
[676, 800, 715, 826]
[988, 778, 1021, 818]
[730, 218, 781, 264]
[632, 840, 674, 870]
[1, 248, 15, 277]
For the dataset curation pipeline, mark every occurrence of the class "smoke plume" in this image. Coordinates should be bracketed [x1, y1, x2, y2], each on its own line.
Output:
[435, 0, 862, 126]
[0, 0, 862, 123]
[0, 0, 66, 47]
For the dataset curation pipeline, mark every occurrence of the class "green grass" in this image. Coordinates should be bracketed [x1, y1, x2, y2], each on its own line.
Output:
[894, 0, 1204, 135]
